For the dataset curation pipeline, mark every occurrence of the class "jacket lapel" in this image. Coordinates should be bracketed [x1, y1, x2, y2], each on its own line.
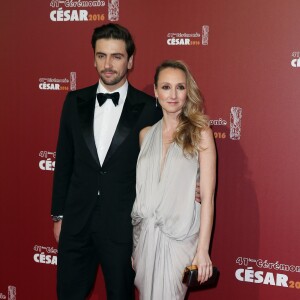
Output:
[77, 83, 101, 168]
[103, 85, 145, 167]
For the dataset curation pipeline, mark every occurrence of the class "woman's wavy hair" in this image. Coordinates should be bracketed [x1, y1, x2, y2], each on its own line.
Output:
[154, 60, 210, 156]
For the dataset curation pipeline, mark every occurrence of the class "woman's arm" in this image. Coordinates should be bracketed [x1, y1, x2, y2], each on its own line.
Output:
[192, 127, 216, 283]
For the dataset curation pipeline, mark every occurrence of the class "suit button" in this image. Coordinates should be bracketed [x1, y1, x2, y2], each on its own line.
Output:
[100, 171, 107, 175]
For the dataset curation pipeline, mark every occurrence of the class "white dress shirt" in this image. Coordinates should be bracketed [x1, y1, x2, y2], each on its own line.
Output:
[94, 81, 128, 166]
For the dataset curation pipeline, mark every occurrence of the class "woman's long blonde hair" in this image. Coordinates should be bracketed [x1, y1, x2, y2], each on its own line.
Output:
[154, 60, 210, 156]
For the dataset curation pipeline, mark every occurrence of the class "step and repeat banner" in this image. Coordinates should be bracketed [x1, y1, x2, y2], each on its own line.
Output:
[1, 0, 300, 299]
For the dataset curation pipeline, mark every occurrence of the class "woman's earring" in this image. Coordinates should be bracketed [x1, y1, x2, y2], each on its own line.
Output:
[155, 97, 158, 107]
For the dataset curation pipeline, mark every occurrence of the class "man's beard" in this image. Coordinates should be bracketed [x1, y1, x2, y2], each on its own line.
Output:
[100, 69, 127, 86]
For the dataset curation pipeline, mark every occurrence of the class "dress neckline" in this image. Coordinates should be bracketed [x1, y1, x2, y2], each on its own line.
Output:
[159, 120, 173, 182]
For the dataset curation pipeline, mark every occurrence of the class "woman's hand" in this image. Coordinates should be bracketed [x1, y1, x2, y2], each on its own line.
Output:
[192, 250, 213, 284]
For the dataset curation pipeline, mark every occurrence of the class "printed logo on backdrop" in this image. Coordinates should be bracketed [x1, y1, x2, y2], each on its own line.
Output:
[39, 72, 76, 91]
[291, 51, 300, 68]
[211, 106, 243, 140]
[167, 25, 209, 46]
[49, 0, 119, 22]
[0, 286, 16, 300]
[235, 256, 300, 290]
[33, 245, 57, 265]
[39, 151, 56, 171]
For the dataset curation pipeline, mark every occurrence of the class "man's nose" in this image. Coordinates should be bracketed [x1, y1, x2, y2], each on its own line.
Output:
[104, 56, 112, 68]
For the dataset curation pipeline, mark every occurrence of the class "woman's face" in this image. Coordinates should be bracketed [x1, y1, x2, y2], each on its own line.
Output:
[154, 67, 187, 116]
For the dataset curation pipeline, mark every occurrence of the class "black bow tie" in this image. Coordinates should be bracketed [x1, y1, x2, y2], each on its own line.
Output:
[97, 92, 120, 107]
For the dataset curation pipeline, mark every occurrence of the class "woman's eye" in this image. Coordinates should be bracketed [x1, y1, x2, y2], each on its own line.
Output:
[178, 85, 186, 90]
[161, 85, 170, 90]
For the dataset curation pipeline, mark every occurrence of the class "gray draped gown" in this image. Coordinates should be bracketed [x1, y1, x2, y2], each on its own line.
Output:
[131, 120, 201, 300]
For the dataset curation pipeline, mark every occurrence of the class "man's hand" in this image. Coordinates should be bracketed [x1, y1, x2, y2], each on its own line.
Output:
[195, 182, 201, 203]
[53, 220, 62, 243]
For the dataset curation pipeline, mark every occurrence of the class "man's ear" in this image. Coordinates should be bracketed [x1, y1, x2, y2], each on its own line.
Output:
[128, 55, 134, 70]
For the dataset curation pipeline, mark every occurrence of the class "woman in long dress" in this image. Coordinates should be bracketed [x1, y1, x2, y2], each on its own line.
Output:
[131, 60, 216, 300]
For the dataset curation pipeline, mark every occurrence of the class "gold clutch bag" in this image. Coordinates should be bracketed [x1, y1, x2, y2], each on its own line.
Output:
[182, 265, 219, 288]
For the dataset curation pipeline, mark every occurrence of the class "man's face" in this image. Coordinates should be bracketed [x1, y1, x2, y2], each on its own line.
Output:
[94, 38, 133, 91]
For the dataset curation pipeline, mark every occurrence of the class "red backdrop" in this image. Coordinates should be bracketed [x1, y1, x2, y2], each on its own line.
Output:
[1, 0, 300, 299]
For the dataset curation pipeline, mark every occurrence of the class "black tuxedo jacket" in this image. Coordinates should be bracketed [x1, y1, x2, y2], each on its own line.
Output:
[51, 83, 162, 242]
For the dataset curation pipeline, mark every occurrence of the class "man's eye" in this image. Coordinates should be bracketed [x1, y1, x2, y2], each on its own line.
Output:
[114, 55, 122, 60]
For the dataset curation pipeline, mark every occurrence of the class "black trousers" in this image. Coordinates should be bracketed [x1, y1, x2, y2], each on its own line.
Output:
[57, 228, 135, 300]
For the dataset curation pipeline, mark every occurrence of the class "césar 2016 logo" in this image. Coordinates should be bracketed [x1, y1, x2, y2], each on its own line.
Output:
[235, 267, 288, 287]
[39, 151, 56, 171]
[49, 0, 106, 22]
[291, 57, 300, 68]
[33, 245, 58, 265]
[235, 256, 300, 290]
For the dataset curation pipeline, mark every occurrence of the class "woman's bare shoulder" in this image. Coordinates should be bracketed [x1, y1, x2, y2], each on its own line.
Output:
[139, 126, 152, 146]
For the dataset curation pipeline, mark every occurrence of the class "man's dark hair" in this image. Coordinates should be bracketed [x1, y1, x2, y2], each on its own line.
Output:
[91, 23, 135, 58]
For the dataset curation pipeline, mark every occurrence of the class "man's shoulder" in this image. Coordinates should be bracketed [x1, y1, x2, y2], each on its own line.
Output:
[62, 83, 98, 108]
[68, 83, 98, 97]
[128, 84, 162, 123]
[128, 84, 154, 103]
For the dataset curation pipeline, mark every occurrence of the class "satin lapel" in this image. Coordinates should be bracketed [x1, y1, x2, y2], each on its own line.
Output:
[103, 88, 145, 167]
[77, 85, 100, 167]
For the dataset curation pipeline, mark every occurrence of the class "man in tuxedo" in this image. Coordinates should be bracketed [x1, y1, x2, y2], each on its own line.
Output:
[51, 23, 162, 300]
